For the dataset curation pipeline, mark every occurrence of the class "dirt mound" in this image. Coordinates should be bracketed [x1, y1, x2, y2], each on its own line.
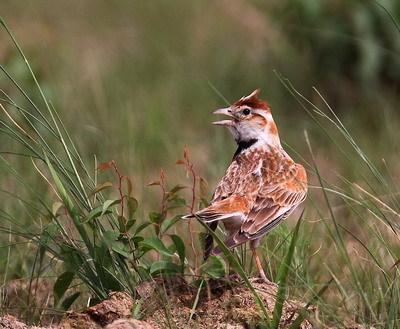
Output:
[0, 277, 312, 329]
[138, 276, 312, 328]
[0, 314, 50, 329]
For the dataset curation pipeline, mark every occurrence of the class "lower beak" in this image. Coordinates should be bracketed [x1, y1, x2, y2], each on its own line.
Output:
[212, 119, 234, 126]
[212, 107, 234, 126]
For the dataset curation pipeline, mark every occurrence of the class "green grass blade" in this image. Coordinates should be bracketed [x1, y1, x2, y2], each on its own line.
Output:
[44, 153, 93, 256]
[271, 214, 303, 329]
[188, 279, 204, 323]
[287, 278, 333, 329]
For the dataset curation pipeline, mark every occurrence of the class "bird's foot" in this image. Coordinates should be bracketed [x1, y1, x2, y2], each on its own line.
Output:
[228, 273, 241, 282]
[250, 275, 278, 288]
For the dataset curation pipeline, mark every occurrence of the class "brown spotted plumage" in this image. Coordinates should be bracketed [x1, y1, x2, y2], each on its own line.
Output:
[183, 89, 307, 281]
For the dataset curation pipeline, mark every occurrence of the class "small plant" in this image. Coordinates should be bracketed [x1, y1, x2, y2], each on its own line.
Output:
[0, 16, 229, 315]
[0, 20, 229, 311]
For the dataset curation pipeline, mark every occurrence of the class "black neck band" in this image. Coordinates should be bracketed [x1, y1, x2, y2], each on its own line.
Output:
[233, 138, 258, 159]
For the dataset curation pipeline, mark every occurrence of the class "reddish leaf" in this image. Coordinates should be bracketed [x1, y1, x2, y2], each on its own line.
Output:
[391, 259, 400, 270]
[176, 159, 185, 165]
[97, 161, 114, 171]
[147, 181, 161, 187]
[169, 184, 187, 194]
[91, 182, 113, 195]
[123, 176, 133, 196]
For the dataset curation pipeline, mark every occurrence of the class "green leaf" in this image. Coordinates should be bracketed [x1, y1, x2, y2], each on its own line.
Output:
[160, 215, 181, 233]
[150, 261, 181, 275]
[134, 222, 151, 235]
[61, 292, 80, 311]
[198, 232, 208, 249]
[137, 265, 151, 280]
[59, 244, 83, 271]
[271, 214, 303, 329]
[94, 243, 111, 268]
[126, 219, 136, 231]
[127, 197, 139, 219]
[117, 216, 136, 233]
[140, 237, 173, 257]
[166, 196, 186, 210]
[200, 255, 226, 279]
[112, 243, 131, 258]
[45, 154, 74, 212]
[169, 234, 185, 270]
[54, 271, 74, 302]
[45, 154, 93, 254]
[103, 230, 131, 257]
[91, 181, 113, 195]
[149, 212, 162, 224]
[102, 230, 120, 246]
[131, 236, 144, 247]
[83, 205, 112, 223]
[117, 216, 127, 232]
[132, 299, 143, 320]
[100, 270, 122, 292]
[101, 199, 120, 216]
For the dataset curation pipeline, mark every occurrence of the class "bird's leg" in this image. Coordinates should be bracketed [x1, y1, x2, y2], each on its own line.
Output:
[251, 247, 268, 282]
[250, 239, 276, 286]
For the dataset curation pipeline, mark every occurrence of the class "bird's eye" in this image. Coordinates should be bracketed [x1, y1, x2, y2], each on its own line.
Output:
[242, 108, 251, 115]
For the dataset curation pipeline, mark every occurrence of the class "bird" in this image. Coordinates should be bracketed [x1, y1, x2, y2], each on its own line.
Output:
[183, 89, 307, 282]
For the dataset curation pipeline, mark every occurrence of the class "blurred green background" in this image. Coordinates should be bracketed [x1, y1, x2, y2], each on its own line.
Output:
[2, 0, 400, 184]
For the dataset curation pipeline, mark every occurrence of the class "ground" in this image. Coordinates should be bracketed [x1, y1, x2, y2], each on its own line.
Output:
[0, 276, 313, 328]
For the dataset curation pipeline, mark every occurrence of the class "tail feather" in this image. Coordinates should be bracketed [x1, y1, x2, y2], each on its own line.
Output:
[182, 211, 242, 223]
[182, 213, 219, 260]
[210, 233, 248, 256]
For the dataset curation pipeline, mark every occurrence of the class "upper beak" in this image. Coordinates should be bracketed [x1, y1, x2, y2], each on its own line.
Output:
[212, 107, 234, 126]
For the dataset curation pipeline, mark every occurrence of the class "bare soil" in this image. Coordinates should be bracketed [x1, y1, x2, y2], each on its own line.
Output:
[0, 276, 313, 328]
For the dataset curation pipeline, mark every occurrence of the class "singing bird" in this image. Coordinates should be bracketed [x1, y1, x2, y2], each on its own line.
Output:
[183, 89, 307, 282]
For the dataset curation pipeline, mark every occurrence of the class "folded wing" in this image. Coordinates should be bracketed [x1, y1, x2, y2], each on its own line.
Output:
[187, 150, 263, 222]
[241, 163, 307, 239]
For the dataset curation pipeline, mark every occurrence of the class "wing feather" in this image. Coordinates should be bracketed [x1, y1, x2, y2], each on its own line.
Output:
[241, 162, 307, 238]
[193, 194, 249, 223]
[193, 150, 263, 223]
[212, 151, 262, 202]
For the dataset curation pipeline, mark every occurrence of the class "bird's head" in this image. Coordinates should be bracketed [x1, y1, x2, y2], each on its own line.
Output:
[213, 89, 280, 147]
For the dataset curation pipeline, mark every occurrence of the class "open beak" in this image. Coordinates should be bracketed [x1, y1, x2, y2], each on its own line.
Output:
[212, 107, 234, 126]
